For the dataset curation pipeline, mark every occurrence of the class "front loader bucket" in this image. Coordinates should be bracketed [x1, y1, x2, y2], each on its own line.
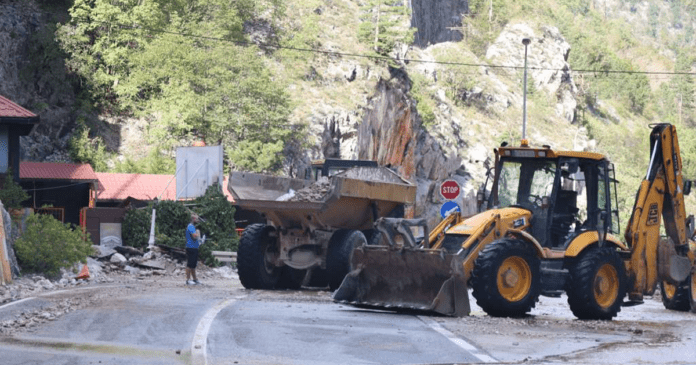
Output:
[333, 245, 470, 317]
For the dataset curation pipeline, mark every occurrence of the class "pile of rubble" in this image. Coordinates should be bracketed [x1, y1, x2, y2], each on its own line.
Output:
[289, 177, 332, 202]
[0, 244, 238, 305]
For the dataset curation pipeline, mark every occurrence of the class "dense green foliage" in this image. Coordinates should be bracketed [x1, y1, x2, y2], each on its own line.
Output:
[112, 147, 176, 175]
[357, 0, 414, 56]
[14, 213, 93, 278]
[69, 125, 109, 172]
[57, 0, 300, 172]
[0, 170, 29, 210]
[122, 185, 237, 266]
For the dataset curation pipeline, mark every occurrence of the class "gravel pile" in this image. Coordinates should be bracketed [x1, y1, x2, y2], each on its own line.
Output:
[290, 177, 332, 202]
[0, 244, 238, 335]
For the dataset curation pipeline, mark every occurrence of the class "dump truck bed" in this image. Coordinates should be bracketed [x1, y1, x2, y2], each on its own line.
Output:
[228, 167, 415, 231]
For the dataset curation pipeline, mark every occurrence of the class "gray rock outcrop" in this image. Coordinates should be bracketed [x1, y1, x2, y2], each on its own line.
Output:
[486, 23, 578, 123]
[411, 0, 468, 48]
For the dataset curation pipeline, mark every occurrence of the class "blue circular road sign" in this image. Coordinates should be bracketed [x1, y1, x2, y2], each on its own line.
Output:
[440, 201, 461, 218]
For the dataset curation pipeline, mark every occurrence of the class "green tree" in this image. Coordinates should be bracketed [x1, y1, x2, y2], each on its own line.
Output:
[357, 0, 414, 56]
[0, 170, 29, 210]
[69, 125, 110, 172]
[14, 213, 93, 278]
[57, 0, 298, 173]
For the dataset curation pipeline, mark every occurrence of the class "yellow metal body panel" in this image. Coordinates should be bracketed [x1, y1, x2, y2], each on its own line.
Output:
[447, 208, 531, 235]
[564, 232, 628, 257]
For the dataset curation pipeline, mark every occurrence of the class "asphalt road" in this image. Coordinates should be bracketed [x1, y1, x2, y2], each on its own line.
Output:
[0, 280, 495, 365]
[0, 277, 695, 364]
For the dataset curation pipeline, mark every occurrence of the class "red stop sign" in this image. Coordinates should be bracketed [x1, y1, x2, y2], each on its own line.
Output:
[440, 180, 460, 200]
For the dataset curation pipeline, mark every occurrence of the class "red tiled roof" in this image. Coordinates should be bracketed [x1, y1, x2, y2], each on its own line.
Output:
[96, 172, 236, 203]
[0, 95, 37, 118]
[20, 161, 98, 181]
[96, 173, 177, 201]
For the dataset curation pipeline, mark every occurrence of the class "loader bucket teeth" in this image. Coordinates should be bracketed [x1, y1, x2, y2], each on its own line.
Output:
[332, 244, 470, 317]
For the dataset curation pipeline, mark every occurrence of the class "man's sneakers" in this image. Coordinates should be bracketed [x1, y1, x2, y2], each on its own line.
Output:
[186, 279, 201, 286]
[194, 280, 201, 285]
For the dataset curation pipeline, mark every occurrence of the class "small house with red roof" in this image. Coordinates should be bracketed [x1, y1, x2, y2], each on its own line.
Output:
[20, 161, 98, 225]
[95, 172, 178, 206]
[0, 95, 39, 183]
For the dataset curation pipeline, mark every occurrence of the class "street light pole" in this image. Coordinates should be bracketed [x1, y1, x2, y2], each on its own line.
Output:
[522, 38, 531, 142]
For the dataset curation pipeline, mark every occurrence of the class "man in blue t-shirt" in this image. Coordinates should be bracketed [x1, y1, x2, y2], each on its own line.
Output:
[185, 213, 203, 285]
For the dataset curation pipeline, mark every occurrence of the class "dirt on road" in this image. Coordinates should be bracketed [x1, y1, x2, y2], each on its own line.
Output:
[1, 251, 694, 364]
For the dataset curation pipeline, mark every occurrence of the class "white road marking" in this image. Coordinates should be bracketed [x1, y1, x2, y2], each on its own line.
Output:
[418, 315, 498, 363]
[191, 296, 243, 365]
[0, 297, 35, 310]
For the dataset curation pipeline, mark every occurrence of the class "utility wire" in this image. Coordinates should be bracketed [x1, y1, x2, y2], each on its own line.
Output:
[71, 18, 696, 77]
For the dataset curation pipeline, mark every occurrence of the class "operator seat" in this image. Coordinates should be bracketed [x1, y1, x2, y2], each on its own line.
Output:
[551, 190, 579, 246]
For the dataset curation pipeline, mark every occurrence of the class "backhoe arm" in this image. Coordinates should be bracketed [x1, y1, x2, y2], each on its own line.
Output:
[624, 124, 694, 299]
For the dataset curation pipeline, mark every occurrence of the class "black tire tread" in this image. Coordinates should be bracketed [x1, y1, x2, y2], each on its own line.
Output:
[237, 224, 279, 289]
[326, 230, 366, 291]
[660, 280, 690, 311]
[470, 238, 541, 317]
[566, 247, 625, 320]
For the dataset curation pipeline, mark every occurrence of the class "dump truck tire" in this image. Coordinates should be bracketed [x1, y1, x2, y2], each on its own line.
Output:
[277, 267, 307, 290]
[238, 224, 280, 289]
[471, 238, 541, 317]
[327, 230, 367, 291]
[660, 280, 690, 311]
[566, 247, 626, 320]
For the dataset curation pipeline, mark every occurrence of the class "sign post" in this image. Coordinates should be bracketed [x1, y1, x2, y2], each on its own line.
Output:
[440, 179, 461, 201]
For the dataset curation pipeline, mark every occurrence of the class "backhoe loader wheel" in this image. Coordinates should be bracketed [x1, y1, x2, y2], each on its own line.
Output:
[660, 280, 690, 311]
[470, 238, 541, 317]
[237, 224, 280, 289]
[566, 247, 625, 320]
[690, 274, 696, 313]
[327, 230, 367, 291]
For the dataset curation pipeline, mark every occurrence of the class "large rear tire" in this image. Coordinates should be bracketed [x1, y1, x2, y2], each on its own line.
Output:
[326, 230, 367, 291]
[237, 224, 280, 289]
[660, 280, 690, 311]
[470, 238, 541, 317]
[566, 247, 626, 320]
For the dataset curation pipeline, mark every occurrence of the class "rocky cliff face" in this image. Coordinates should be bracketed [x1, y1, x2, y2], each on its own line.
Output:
[0, 1, 75, 162]
[354, 67, 470, 225]
[410, 0, 468, 48]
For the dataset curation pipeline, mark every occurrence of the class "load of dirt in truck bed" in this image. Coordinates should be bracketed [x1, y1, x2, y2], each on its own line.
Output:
[287, 167, 408, 203]
[289, 177, 332, 202]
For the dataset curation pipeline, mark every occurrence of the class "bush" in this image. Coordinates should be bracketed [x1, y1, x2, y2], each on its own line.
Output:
[0, 169, 29, 210]
[120, 185, 238, 266]
[14, 213, 93, 278]
[122, 207, 152, 249]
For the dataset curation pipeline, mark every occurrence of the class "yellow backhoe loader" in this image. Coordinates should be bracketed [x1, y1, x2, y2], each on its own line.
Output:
[334, 123, 696, 320]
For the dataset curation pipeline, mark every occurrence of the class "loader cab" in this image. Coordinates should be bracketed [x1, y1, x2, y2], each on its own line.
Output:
[489, 147, 619, 248]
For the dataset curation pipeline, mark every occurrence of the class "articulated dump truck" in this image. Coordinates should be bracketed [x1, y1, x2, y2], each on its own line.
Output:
[334, 124, 696, 320]
[228, 160, 416, 291]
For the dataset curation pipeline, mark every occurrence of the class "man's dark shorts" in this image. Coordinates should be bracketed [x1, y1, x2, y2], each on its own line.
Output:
[186, 248, 199, 269]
